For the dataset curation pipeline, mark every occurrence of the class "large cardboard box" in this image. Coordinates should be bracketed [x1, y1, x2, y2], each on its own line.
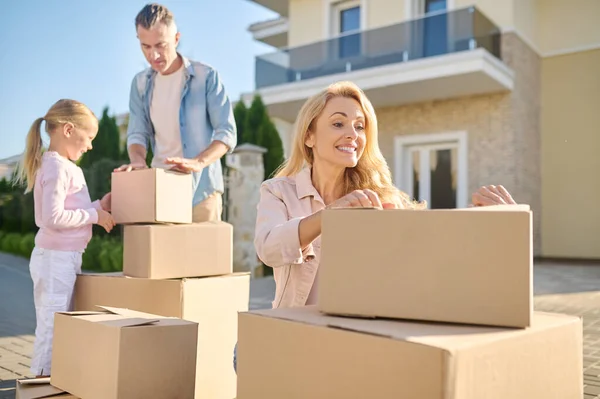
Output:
[15, 378, 77, 399]
[237, 306, 583, 399]
[123, 221, 233, 279]
[111, 168, 192, 224]
[74, 272, 250, 399]
[318, 205, 533, 328]
[50, 306, 198, 399]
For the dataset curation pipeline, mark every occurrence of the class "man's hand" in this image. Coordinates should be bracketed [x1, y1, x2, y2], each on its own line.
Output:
[165, 157, 205, 173]
[113, 161, 148, 173]
[100, 192, 111, 212]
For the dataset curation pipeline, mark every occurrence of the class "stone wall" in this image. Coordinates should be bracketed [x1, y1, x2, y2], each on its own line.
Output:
[375, 32, 542, 254]
[225, 144, 267, 276]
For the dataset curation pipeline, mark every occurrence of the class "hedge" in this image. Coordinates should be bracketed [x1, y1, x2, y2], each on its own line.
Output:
[0, 230, 123, 272]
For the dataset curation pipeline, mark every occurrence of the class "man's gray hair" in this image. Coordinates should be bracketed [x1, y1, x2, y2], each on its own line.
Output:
[135, 3, 176, 30]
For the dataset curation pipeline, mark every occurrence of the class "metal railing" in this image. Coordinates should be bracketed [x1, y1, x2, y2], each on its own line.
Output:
[255, 6, 501, 89]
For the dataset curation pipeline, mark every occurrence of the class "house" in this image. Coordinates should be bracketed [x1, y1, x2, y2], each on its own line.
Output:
[242, 0, 600, 260]
[0, 154, 22, 181]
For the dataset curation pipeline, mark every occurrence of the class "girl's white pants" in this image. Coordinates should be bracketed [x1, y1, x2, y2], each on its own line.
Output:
[29, 247, 82, 376]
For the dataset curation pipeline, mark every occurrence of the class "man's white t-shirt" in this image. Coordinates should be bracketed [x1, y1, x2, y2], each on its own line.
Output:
[149, 64, 185, 169]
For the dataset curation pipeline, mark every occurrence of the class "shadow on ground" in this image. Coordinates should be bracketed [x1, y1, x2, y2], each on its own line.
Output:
[0, 379, 16, 399]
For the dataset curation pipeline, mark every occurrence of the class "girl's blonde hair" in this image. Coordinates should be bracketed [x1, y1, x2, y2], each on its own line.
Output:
[274, 81, 424, 209]
[14, 99, 97, 193]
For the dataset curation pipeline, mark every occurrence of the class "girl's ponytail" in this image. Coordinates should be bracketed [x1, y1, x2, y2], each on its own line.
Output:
[14, 117, 45, 193]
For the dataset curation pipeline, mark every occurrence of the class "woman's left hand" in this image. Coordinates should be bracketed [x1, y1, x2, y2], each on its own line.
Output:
[471, 185, 516, 207]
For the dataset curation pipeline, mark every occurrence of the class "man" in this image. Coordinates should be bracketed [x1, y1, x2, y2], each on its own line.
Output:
[116, 3, 237, 222]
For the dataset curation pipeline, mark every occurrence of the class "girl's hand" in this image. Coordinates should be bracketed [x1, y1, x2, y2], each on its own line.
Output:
[100, 192, 111, 212]
[97, 209, 116, 233]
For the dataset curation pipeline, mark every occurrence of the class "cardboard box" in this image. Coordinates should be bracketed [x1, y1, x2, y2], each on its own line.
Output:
[16, 378, 77, 399]
[74, 272, 250, 399]
[318, 205, 533, 328]
[111, 168, 192, 224]
[123, 221, 233, 279]
[236, 306, 583, 399]
[50, 306, 198, 399]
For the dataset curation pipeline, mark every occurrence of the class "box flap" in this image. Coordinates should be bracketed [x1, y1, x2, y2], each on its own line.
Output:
[460, 204, 531, 212]
[250, 306, 580, 350]
[16, 378, 68, 399]
[100, 318, 160, 328]
[56, 311, 105, 316]
[97, 305, 166, 319]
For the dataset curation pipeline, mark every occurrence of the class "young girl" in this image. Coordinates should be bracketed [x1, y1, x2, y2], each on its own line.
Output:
[14, 99, 116, 377]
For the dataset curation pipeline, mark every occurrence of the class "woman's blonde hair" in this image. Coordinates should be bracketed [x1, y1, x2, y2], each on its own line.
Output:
[274, 81, 423, 209]
[14, 99, 97, 193]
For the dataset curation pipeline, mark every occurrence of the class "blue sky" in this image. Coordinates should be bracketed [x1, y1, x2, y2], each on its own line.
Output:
[0, 0, 277, 159]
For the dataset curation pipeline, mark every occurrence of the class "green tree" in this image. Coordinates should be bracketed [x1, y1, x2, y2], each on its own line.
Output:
[246, 96, 266, 146]
[233, 101, 249, 145]
[119, 116, 153, 167]
[242, 95, 285, 180]
[80, 106, 121, 168]
[260, 118, 285, 180]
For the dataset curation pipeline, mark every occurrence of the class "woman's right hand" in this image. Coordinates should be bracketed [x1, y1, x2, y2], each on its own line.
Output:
[326, 189, 383, 210]
[96, 209, 116, 233]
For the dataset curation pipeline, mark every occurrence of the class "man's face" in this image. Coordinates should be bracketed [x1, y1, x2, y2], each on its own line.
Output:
[136, 22, 180, 74]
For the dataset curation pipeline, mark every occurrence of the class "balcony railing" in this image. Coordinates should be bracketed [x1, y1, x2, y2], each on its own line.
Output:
[255, 6, 501, 89]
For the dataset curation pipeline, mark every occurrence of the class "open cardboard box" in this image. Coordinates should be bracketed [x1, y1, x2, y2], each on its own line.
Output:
[15, 378, 77, 399]
[73, 272, 249, 399]
[236, 305, 583, 399]
[51, 306, 198, 399]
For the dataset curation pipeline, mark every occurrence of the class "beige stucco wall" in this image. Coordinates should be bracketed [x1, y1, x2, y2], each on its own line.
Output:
[289, 0, 324, 47]
[537, 0, 600, 54]
[455, 0, 514, 29]
[286, 0, 600, 54]
[540, 49, 600, 259]
[367, 0, 405, 29]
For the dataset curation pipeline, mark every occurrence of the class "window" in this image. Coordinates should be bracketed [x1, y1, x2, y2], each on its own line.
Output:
[394, 132, 468, 209]
[407, 0, 450, 58]
[331, 1, 362, 58]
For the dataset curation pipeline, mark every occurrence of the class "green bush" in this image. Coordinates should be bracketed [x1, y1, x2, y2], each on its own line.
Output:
[19, 233, 35, 258]
[81, 236, 104, 271]
[0, 231, 123, 272]
[1, 232, 22, 255]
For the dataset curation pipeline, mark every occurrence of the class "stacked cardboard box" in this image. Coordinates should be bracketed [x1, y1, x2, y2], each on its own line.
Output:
[67, 168, 249, 399]
[236, 205, 584, 398]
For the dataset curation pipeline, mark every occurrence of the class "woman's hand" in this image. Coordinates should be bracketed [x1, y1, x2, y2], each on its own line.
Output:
[326, 189, 383, 210]
[471, 185, 516, 207]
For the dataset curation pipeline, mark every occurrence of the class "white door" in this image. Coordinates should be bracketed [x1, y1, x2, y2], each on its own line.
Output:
[394, 132, 468, 209]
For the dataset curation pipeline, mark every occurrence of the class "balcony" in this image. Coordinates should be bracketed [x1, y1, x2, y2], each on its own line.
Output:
[248, 16, 288, 48]
[247, 7, 514, 121]
[248, 0, 288, 17]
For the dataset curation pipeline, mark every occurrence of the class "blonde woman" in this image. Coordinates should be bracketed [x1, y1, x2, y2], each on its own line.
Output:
[233, 81, 516, 372]
[14, 99, 115, 377]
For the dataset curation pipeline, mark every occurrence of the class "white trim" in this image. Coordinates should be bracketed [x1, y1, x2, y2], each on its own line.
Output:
[405, 0, 455, 19]
[252, 48, 514, 105]
[543, 42, 600, 58]
[248, 17, 289, 41]
[394, 131, 468, 209]
[324, 0, 368, 39]
[502, 27, 600, 58]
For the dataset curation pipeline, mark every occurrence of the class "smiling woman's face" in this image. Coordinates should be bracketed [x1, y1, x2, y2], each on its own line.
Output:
[305, 96, 367, 170]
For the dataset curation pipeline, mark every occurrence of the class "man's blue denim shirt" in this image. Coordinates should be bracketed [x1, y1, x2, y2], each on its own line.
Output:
[126, 55, 237, 206]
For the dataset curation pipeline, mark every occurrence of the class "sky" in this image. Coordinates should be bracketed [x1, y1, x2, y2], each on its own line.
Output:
[0, 0, 278, 159]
